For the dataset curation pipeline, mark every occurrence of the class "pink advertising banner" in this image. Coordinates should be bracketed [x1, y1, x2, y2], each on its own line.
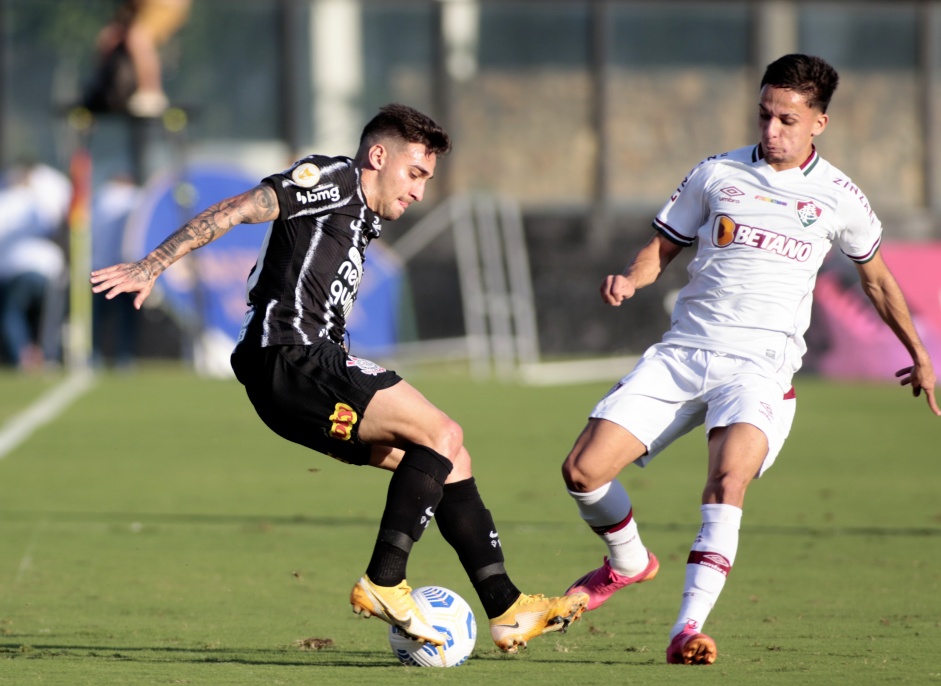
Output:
[808, 242, 941, 380]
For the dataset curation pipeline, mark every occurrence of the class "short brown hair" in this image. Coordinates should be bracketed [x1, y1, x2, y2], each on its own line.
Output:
[359, 103, 452, 156]
[760, 54, 840, 113]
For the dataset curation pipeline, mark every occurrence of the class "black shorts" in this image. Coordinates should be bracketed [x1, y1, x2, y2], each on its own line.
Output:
[230, 341, 402, 466]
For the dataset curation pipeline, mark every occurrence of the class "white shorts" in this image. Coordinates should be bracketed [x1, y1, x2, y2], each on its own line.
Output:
[590, 344, 796, 477]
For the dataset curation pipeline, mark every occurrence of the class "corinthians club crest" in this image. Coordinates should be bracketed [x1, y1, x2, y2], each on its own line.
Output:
[796, 199, 823, 228]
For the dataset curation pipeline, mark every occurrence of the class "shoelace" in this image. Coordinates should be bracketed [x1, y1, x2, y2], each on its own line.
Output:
[374, 582, 413, 609]
[517, 593, 546, 607]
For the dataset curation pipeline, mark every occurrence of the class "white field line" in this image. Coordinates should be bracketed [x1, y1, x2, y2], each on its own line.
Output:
[0, 369, 96, 460]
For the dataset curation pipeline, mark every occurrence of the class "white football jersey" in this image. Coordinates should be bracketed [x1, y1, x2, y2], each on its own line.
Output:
[653, 144, 882, 381]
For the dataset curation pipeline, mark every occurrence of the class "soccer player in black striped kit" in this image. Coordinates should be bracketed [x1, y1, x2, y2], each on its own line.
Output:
[92, 104, 588, 653]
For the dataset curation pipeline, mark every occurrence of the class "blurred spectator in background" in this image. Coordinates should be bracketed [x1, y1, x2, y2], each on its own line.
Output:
[92, 174, 141, 368]
[85, 0, 192, 117]
[0, 163, 72, 370]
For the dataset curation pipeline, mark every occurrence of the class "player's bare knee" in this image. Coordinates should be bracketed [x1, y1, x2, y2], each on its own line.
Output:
[562, 460, 599, 493]
[424, 416, 464, 462]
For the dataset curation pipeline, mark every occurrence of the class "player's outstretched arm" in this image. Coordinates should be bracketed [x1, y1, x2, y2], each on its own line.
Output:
[856, 252, 940, 416]
[90, 183, 279, 310]
[600, 233, 684, 306]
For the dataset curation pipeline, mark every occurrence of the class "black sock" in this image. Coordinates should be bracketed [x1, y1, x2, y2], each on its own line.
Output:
[435, 477, 521, 619]
[365, 445, 452, 586]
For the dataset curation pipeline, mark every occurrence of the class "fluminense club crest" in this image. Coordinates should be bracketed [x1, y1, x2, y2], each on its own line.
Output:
[796, 200, 822, 228]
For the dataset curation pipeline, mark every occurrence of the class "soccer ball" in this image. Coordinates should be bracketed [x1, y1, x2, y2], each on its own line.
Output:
[388, 586, 476, 667]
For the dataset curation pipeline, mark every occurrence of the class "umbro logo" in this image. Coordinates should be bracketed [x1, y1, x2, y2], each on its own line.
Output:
[719, 186, 744, 204]
[689, 550, 731, 575]
[420, 507, 435, 529]
[702, 553, 729, 566]
[759, 401, 773, 421]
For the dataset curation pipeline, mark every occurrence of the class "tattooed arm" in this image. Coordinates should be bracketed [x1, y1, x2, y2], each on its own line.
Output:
[90, 184, 279, 309]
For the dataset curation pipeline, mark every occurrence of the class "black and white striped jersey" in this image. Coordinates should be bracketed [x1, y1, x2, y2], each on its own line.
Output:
[236, 155, 382, 349]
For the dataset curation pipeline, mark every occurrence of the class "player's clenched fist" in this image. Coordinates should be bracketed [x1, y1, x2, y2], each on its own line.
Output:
[600, 274, 636, 306]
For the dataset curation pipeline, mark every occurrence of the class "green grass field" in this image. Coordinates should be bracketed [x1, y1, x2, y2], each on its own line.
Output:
[1, 366, 939, 685]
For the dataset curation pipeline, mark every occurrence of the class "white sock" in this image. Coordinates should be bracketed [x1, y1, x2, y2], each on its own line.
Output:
[568, 481, 649, 577]
[669, 503, 743, 640]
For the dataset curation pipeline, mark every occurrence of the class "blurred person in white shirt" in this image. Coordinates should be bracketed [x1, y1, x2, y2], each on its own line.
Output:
[0, 162, 71, 369]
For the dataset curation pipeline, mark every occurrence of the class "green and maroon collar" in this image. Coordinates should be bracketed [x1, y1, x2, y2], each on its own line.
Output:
[753, 144, 819, 176]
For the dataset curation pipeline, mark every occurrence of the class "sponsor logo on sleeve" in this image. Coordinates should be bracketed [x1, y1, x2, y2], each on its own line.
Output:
[833, 178, 878, 225]
[295, 185, 341, 204]
[292, 162, 321, 188]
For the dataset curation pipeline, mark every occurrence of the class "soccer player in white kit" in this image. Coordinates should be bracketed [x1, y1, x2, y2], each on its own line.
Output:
[561, 54, 940, 665]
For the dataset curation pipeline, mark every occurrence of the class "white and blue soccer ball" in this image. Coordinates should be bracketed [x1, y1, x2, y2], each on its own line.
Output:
[388, 586, 476, 667]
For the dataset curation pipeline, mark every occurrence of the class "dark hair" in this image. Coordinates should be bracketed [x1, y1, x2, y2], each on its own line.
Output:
[359, 103, 452, 156]
[760, 54, 839, 113]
